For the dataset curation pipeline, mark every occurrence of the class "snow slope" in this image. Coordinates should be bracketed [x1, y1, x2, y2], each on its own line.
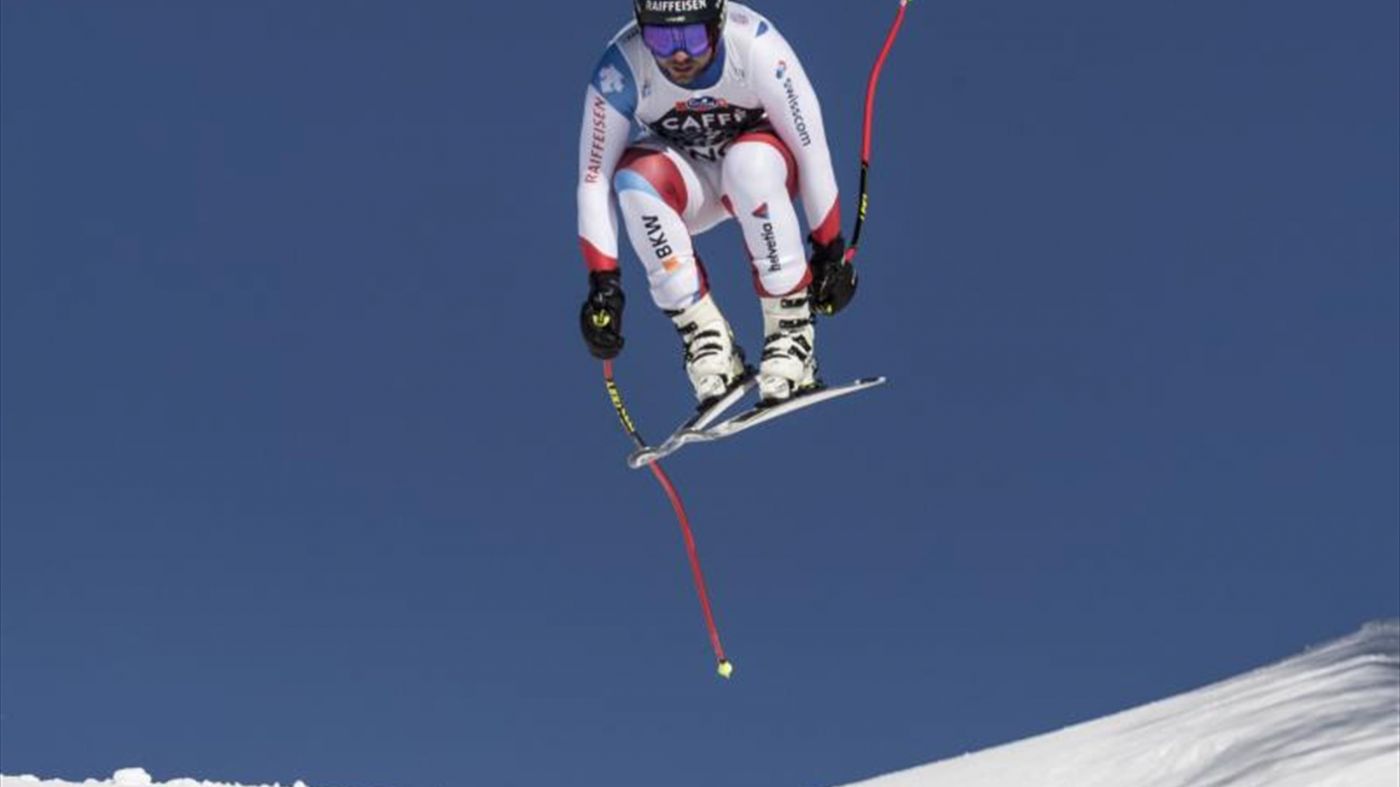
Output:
[840, 620, 1400, 787]
[4, 623, 1396, 787]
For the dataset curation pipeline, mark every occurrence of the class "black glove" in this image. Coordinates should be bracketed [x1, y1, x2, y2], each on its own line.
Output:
[808, 234, 856, 316]
[580, 270, 625, 359]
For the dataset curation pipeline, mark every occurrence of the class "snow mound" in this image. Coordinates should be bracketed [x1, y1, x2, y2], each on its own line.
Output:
[840, 620, 1400, 787]
[0, 769, 310, 787]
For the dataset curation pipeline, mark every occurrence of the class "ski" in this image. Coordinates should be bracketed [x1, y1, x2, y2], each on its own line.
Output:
[691, 375, 886, 442]
[626, 369, 759, 469]
[627, 375, 887, 468]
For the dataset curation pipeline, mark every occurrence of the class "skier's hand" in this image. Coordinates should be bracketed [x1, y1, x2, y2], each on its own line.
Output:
[808, 234, 856, 316]
[580, 270, 626, 359]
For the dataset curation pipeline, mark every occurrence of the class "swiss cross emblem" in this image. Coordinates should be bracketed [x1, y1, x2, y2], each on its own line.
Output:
[599, 65, 625, 94]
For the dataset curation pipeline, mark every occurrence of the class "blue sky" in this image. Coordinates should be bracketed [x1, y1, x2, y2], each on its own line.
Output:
[2, 2, 1396, 786]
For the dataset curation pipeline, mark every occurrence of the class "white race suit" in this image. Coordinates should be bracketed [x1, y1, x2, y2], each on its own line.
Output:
[576, 3, 842, 311]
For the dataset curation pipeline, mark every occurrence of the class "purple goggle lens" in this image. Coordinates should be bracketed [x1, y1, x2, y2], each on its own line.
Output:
[641, 23, 712, 58]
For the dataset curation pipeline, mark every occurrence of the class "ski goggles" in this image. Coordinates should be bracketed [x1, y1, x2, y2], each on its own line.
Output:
[641, 23, 713, 58]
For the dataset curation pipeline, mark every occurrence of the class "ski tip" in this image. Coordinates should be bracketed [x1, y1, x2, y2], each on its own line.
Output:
[717, 659, 735, 679]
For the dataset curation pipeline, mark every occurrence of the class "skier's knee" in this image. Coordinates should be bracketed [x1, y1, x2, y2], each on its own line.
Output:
[722, 139, 796, 201]
[614, 148, 688, 215]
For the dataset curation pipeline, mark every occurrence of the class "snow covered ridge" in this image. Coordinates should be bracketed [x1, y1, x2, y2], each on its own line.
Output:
[840, 620, 1400, 787]
[0, 768, 309, 787]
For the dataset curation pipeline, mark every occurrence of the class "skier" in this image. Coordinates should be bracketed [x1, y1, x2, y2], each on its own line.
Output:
[577, 0, 857, 407]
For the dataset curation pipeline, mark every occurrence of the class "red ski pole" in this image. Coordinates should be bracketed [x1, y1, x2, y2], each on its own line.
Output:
[602, 361, 733, 679]
[846, 0, 912, 263]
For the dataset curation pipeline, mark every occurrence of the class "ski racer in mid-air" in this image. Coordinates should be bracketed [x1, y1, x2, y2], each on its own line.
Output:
[578, 0, 858, 407]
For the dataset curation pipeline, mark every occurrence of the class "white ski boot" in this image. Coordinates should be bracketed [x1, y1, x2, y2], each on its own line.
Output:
[669, 293, 747, 407]
[758, 292, 820, 404]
